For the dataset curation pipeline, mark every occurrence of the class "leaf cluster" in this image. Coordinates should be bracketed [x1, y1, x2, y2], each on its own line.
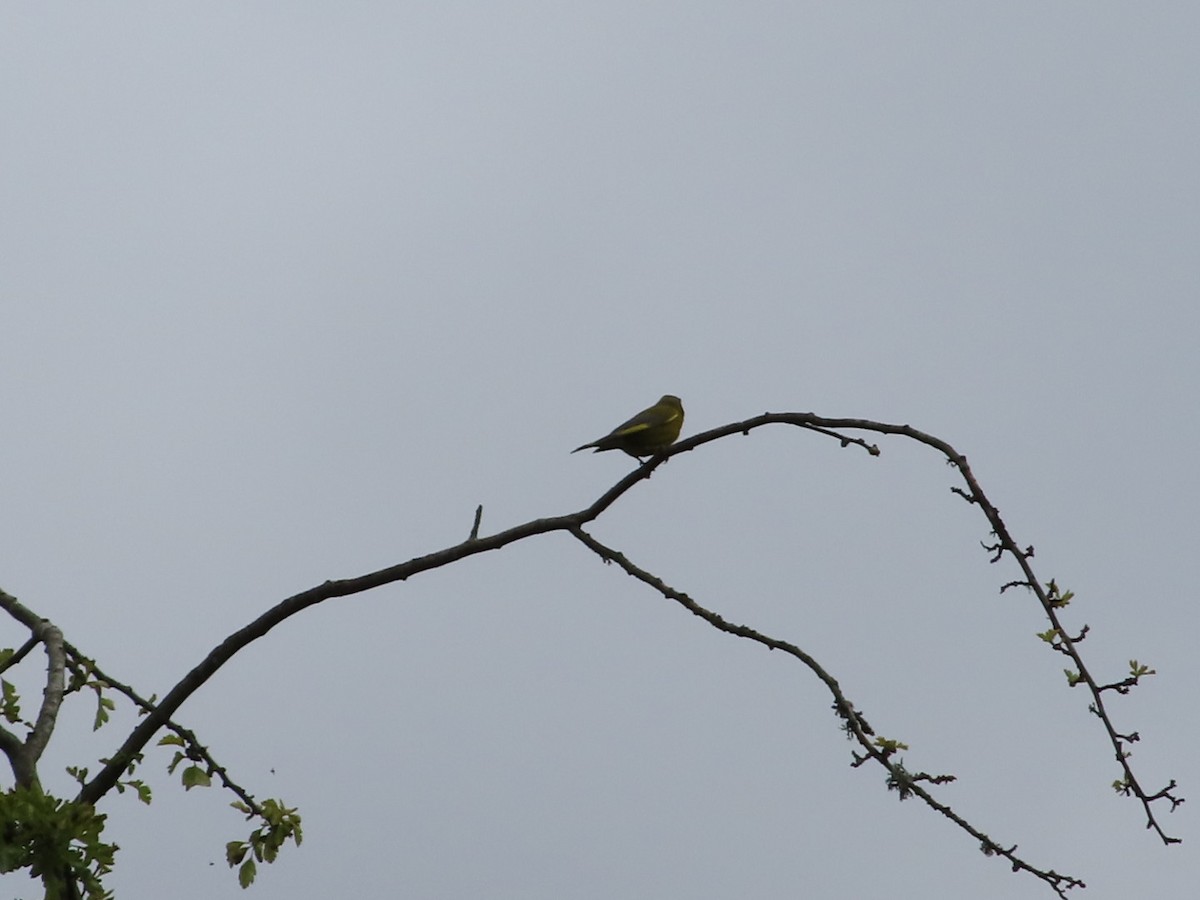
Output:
[0, 786, 116, 900]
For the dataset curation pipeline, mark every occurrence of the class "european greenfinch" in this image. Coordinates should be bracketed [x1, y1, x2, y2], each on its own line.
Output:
[572, 395, 685, 459]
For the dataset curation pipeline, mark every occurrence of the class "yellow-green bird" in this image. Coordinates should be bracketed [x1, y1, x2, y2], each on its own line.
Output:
[572, 395, 685, 459]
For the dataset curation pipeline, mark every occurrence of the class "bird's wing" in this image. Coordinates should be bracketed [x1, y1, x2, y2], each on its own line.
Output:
[609, 410, 656, 436]
[619, 405, 680, 434]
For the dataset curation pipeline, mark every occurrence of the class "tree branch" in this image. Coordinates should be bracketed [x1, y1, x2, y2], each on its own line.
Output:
[75, 457, 671, 804]
[37, 410, 1171, 884]
[568, 526, 1085, 898]
[0, 588, 67, 789]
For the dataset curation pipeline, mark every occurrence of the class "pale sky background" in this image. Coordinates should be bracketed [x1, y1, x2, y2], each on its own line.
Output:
[2, 4, 1197, 899]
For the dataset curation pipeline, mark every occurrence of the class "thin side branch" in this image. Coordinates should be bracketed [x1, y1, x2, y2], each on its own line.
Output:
[0, 588, 67, 789]
[0, 635, 40, 675]
[568, 527, 1085, 898]
[669, 413, 1182, 843]
[64, 643, 265, 818]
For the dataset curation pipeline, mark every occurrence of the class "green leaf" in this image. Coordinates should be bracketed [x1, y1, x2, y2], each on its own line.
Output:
[226, 841, 248, 866]
[133, 780, 152, 805]
[238, 858, 257, 889]
[92, 692, 115, 731]
[181, 765, 212, 790]
[1, 678, 22, 724]
[157, 733, 185, 747]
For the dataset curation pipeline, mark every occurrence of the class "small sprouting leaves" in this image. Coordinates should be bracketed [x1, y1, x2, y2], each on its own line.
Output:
[1045, 579, 1075, 608]
[885, 760, 916, 801]
[1095, 659, 1158, 695]
[1129, 660, 1155, 679]
[873, 736, 910, 756]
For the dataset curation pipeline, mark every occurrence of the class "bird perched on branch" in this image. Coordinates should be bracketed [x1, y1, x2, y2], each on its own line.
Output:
[572, 395, 685, 459]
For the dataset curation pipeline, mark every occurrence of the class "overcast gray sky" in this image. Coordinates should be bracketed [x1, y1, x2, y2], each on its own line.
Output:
[2, 4, 1197, 898]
